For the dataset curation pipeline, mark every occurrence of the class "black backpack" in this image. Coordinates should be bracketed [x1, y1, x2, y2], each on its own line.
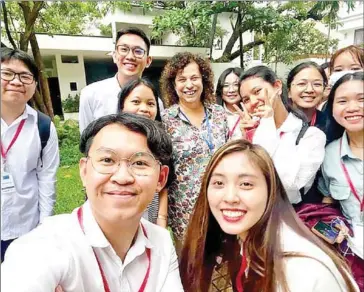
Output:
[37, 111, 51, 166]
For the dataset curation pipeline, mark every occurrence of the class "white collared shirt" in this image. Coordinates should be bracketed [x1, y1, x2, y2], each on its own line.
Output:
[1, 105, 59, 240]
[1, 201, 184, 292]
[79, 76, 165, 134]
[223, 103, 242, 140]
[253, 113, 326, 204]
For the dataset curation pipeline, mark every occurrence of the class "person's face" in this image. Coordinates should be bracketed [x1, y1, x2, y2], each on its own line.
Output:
[239, 77, 281, 114]
[207, 151, 268, 240]
[222, 72, 240, 106]
[113, 33, 152, 78]
[79, 124, 169, 223]
[332, 80, 364, 133]
[1, 59, 37, 107]
[332, 52, 363, 73]
[289, 68, 325, 109]
[122, 84, 157, 120]
[174, 62, 203, 105]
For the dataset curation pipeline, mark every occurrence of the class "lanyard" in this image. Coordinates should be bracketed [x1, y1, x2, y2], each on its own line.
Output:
[228, 117, 241, 139]
[77, 207, 151, 292]
[236, 247, 248, 292]
[180, 108, 214, 152]
[339, 138, 364, 213]
[0, 119, 26, 161]
[310, 110, 317, 127]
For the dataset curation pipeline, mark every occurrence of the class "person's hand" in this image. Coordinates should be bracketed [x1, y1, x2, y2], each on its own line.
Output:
[233, 103, 259, 138]
[250, 88, 280, 119]
[55, 286, 64, 292]
[334, 221, 350, 244]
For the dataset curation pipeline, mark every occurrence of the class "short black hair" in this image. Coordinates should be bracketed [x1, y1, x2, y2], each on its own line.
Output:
[240, 65, 308, 123]
[1, 47, 39, 80]
[215, 67, 243, 106]
[115, 27, 151, 55]
[117, 78, 161, 121]
[80, 113, 172, 166]
[323, 71, 364, 144]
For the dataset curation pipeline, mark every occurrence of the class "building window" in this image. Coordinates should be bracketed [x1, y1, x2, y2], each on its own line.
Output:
[61, 55, 79, 63]
[354, 29, 363, 46]
[70, 82, 77, 91]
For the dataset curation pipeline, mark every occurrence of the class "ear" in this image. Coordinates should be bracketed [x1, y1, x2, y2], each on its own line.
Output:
[112, 51, 118, 64]
[79, 157, 88, 188]
[156, 165, 169, 193]
[273, 79, 283, 96]
[145, 56, 152, 68]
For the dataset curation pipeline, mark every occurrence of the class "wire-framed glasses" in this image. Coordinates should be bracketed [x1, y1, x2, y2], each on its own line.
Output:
[115, 45, 146, 59]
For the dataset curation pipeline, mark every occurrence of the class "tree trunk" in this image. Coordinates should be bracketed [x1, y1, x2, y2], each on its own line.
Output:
[1, 2, 18, 49]
[29, 32, 54, 118]
[238, 4, 244, 69]
[208, 13, 218, 60]
[216, 39, 265, 62]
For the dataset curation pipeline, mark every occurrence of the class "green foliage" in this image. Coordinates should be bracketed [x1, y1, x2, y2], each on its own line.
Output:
[62, 94, 80, 113]
[54, 116, 82, 166]
[263, 21, 339, 65]
[99, 23, 112, 37]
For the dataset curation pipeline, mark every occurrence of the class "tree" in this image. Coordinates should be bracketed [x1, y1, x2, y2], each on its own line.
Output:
[151, 1, 355, 63]
[1, 1, 103, 118]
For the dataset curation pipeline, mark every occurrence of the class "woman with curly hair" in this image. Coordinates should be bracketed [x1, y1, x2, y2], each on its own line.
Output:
[160, 52, 228, 253]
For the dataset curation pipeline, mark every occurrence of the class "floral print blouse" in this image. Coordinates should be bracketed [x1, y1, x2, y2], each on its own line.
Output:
[161, 103, 228, 240]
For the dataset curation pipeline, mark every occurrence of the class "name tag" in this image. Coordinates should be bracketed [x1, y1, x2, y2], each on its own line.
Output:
[1, 172, 15, 194]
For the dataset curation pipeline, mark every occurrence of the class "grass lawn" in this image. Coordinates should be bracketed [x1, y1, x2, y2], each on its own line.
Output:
[55, 164, 84, 214]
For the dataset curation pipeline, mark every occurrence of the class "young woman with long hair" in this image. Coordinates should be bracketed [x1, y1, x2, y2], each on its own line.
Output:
[319, 72, 364, 290]
[236, 65, 326, 205]
[180, 139, 359, 292]
[215, 67, 243, 140]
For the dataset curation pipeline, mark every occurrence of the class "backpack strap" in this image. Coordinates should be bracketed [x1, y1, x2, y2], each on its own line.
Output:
[37, 111, 51, 167]
[296, 122, 310, 197]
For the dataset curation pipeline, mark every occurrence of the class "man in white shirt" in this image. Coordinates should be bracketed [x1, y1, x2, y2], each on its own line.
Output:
[79, 27, 153, 134]
[2, 113, 184, 292]
[0, 47, 60, 262]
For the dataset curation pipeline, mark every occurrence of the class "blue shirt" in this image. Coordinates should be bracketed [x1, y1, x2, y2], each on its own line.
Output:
[318, 132, 363, 223]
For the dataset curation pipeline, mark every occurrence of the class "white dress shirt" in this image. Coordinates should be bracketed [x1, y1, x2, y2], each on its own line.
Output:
[280, 223, 359, 292]
[224, 103, 242, 140]
[1, 105, 59, 240]
[79, 76, 165, 134]
[253, 113, 326, 204]
[1, 201, 184, 292]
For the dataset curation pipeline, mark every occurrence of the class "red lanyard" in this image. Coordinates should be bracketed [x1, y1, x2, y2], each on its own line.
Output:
[310, 111, 317, 127]
[228, 117, 241, 139]
[77, 207, 151, 292]
[236, 247, 248, 292]
[1, 119, 26, 160]
[339, 138, 364, 213]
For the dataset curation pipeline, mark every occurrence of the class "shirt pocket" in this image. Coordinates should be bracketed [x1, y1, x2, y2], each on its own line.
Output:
[328, 183, 351, 201]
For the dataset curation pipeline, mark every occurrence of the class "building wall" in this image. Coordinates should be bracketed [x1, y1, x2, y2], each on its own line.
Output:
[55, 53, 87, 99]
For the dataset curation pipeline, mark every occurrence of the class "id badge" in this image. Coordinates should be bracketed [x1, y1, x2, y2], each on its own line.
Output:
[1, 171, 16, 194]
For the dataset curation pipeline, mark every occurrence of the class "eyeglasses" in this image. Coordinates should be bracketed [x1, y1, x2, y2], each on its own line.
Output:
[291, 80, 324, 91]
[115, 45, 146, 59]
[88, 150, 161, 176]
[1, 69, 35, 85]
[223, 83, 239, 91]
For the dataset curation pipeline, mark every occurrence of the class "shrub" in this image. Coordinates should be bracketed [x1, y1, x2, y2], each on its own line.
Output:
[54, 115, 82, 166]
[62, 94, 80, 113]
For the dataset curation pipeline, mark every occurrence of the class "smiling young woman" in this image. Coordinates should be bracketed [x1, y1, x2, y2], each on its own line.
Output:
[180, 139, 359, 292]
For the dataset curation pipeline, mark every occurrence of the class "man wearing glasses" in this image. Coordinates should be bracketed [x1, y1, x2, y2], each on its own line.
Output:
[2, 113, 184, 292]
[79, 27, 153, 133]
[0, 47, 60, 261]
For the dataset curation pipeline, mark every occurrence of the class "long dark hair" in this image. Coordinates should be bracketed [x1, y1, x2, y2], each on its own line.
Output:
[323, 71, 364, 144]
[240, 66, 308, 123]
[180, 139, 356, 292]
[117, 78, 161, 121]
[215, 67, 243, 106]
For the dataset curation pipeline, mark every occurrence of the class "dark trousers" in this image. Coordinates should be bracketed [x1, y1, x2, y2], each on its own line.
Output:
[1, 239, 15, 262]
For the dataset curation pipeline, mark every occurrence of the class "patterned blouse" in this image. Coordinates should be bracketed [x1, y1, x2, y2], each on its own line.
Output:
[161, 103, 228, 241]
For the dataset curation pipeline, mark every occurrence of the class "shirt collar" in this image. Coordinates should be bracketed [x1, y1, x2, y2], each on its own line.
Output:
[79, 201, 154, 251]
[1, 104, 35, 127]
[278, 113, 302, 133]
[340, 131, 356, 159]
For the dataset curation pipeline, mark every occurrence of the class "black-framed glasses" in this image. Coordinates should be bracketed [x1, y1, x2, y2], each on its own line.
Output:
[1, 69, 35, 85]
[88, 149, 161, 176]
[115, 45, 146, 59]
